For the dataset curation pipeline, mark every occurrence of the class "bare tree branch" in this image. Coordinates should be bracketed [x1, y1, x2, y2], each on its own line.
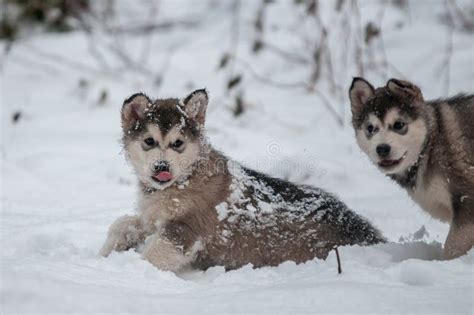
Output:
[439, 0, 454, 95]
[352, 0, 365, 77]
[235, 57, 344, 125]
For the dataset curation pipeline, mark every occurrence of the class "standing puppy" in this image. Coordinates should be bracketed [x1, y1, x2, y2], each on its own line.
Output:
[349, 77, 474, 259]
[100, 89, 384, 272]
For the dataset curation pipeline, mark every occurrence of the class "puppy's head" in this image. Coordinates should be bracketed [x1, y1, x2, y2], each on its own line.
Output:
[349, 78, 428, 175]
[121, 89, 209, 190]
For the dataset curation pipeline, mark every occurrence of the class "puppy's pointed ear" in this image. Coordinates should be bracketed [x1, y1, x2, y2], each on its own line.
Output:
[182, 89, 208, 126]
[349, 77, 375, 116]
[121, 93, 151, 130]
[386, 79, 423, 104]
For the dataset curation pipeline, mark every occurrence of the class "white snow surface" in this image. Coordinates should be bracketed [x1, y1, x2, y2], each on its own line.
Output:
[1, 1, 473, 314]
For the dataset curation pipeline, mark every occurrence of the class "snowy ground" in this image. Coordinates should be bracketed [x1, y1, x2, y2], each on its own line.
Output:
[1, 1, 473, 314]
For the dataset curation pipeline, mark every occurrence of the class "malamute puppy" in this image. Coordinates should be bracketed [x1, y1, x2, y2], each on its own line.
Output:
[349, 77, 474, 259]
[100, 89, 384, 271]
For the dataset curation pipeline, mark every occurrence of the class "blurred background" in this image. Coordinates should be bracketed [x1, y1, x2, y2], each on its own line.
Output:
[2, 0, 472, 120]
[1, 1, 473, 313]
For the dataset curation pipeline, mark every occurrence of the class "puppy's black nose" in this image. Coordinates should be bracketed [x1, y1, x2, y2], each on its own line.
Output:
[153, 160, 170, 172]
[376, 144, 391, 158]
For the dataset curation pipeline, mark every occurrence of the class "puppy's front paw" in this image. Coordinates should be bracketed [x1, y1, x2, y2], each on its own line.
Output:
[100, 215, 144, 257]
[141, 234, 192, 272]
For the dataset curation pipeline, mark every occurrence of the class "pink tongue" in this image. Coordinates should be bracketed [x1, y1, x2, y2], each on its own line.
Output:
[155, 171, 172, 182]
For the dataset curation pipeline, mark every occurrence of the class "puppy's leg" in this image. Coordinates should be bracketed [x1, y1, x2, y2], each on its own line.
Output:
[141, 221, 199, 272]
[443, 197, 474, 259]
[444, 222, 474, 259]
[141, 234, 192, 272]
[100, 215, 146, 257]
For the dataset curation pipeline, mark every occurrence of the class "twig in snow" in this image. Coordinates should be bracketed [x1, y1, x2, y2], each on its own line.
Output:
[334, 247, 342, 274]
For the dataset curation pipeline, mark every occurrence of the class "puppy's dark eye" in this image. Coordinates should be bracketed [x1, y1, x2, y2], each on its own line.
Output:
[393, 121, 406, 131]
[172, 139, 184, 149]
[367, 124, 375, 134]
[144, 137, 155, 146]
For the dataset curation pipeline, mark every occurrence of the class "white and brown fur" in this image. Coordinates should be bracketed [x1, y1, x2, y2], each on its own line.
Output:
[100, 89, 384, 272]
[349, 77, 474, 259]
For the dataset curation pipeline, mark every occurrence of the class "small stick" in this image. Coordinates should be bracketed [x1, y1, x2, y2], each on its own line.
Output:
[335, 247, 342, 274]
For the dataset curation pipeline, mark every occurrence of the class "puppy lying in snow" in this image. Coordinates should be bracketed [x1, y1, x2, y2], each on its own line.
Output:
[100, 89, 384, 271]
